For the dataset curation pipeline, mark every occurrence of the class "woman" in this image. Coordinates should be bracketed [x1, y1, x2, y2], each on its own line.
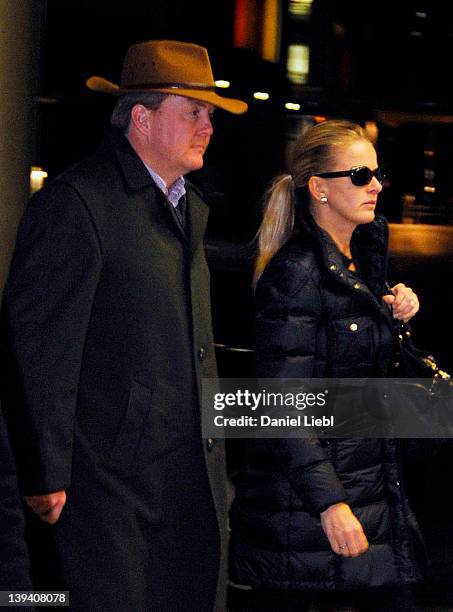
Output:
[230, 120, 423, 611]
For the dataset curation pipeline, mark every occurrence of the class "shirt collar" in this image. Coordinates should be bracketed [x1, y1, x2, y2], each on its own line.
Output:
[144, 164, 186, 208]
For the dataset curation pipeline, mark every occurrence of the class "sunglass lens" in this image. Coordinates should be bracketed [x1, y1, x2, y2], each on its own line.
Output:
[351, 167, 372, 186]
[351, 167, 385, 186]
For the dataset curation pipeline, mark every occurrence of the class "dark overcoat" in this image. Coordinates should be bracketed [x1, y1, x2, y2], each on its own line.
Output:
[2, 128, 227, 611]
[230, 208, 424, 592]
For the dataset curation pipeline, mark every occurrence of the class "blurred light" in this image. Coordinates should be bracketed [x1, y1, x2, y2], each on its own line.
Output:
[215, 80, 231, 89]
[409, 31, 422, 37]
[287, 44, 310, 85]
[234, 0, 254, 47]
[415, 12, 427, 18]
[313, 116, 327, 123]
[424, 149, 435, 157]
[253, 91, 270, 101]
[285, 102, 301, 111]
[289, 0, 313, 18]
[30, 166, 48, 194]
[364, 121, 379, 144]
[424, 186, 436, 193]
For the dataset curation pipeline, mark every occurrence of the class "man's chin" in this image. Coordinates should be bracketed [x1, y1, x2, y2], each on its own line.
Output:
[186, 157, 204, 173]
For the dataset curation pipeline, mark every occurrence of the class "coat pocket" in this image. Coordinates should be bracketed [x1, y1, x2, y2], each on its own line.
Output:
[329, 315, 376, 373]
[110, 379, 153, 470]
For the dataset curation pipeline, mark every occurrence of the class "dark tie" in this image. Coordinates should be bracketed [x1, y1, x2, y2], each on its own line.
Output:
[174, 194, 186, 230]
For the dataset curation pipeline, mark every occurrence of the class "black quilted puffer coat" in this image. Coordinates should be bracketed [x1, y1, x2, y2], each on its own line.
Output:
[230, 206, 423, 591]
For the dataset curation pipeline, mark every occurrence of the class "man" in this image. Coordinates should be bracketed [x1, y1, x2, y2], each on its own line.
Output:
[2, 40, 247, 611]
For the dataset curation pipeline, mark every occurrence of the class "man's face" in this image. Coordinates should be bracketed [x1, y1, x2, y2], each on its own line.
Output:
[144, 95, 215, 185]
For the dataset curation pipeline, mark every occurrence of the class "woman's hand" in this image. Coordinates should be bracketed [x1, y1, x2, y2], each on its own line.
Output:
[382, 283, 419, 322]
[320, 502, 369, 557]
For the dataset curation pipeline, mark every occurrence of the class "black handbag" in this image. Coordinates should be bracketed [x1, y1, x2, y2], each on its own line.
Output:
[391, 320, 451, 381]
[388, 317, 453, 440]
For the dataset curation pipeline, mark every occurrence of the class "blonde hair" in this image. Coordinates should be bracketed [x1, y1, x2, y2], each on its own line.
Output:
[254, 120, 370, 285]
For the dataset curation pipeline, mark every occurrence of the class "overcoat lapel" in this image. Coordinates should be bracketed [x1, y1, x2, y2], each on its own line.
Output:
[111, 129, 188, 242]
[187, 188, 209, 257]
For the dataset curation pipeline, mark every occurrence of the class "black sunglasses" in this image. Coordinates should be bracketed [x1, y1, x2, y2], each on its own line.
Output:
[315, 166, 386, 187]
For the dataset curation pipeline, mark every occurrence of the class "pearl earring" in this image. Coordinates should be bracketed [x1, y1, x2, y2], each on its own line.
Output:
[320, 196, 328, 205]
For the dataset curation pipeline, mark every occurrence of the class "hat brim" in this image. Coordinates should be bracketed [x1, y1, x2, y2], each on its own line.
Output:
[86, 76, 248, 115]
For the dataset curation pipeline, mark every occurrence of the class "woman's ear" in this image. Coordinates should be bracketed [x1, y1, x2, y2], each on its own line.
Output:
[308, 176, 328, 202]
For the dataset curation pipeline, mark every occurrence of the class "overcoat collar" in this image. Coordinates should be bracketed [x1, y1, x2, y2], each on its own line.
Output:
[100, 127, 209, 254]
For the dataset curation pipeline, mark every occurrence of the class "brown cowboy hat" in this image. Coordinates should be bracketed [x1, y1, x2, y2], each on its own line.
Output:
[86, 39, 248, 115]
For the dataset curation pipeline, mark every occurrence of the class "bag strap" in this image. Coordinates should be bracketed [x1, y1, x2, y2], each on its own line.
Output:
[384, 281, 412, 339]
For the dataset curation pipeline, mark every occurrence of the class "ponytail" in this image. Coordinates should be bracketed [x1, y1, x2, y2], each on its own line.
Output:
[254, 174, 295, 286]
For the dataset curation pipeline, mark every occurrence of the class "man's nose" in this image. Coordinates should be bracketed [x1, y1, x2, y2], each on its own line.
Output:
[200, 113, 214, 135]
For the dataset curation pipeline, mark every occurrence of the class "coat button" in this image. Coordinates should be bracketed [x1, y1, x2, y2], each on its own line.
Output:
[198, 347, 206, 361]
[353, 282, 361, 289]
[207, 438, 215, 451]
[349, 323, 358, 331]
[329, 263, 337, 271]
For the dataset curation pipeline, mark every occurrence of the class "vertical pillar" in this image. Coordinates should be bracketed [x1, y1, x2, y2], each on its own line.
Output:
[0, 0, 43, 298]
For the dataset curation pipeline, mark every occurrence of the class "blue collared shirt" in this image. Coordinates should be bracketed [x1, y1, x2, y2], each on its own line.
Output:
[144, 164, 186, 209]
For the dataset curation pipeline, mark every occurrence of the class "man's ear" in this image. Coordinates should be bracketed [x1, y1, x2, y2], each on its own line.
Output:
[130, 104, 151, 136]
[307, 175, 328, 202]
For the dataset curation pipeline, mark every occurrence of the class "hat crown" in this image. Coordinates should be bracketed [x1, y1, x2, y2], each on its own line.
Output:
[86, 39, 247, 114]
[121, 40, 215, 88]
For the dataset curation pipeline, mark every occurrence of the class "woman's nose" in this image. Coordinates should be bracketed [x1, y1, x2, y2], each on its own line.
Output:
[369, 176, 383, 193]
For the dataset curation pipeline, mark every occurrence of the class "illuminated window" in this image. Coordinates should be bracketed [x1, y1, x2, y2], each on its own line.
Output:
[287, 44, 310, 85]
[215, 80, 231, 89]
[289, 0, 313, 18]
